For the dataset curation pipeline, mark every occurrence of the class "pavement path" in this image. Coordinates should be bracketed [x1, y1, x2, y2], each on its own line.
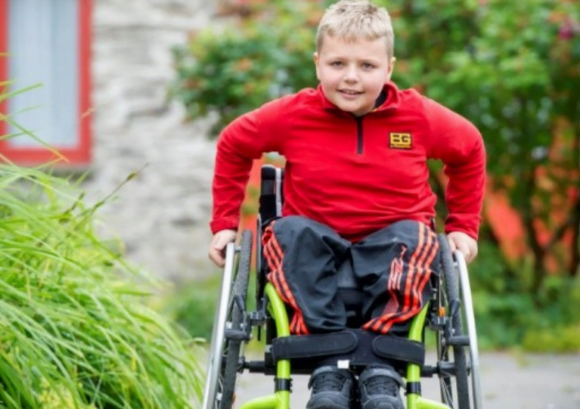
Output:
[233, 352, 580, 409]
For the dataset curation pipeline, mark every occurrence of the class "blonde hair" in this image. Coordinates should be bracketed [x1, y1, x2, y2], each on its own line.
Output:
[316, 0, 394, 58]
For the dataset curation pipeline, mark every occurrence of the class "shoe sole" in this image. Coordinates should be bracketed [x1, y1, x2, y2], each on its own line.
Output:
[361, 404, 400, 409]
[360, 399, 404, 409]
[306, 397, 351, 409]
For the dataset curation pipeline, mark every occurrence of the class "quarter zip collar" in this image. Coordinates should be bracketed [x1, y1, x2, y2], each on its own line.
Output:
[317, 81, 401, 115]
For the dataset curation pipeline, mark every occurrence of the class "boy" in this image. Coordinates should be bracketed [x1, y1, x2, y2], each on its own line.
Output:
[209, 1, 485, 408]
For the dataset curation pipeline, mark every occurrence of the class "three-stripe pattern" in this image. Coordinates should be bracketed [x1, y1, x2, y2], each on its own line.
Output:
[262, 223, 310, 335]
[363, 223, 439, 334]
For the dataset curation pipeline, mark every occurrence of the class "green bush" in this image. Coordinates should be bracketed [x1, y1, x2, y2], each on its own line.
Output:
[165, 269, 257, 342]
[522, 325, 580, 353]
[163, 276, 222, 340]
[468, 239, 580, 351]
[170, 0, 319, 137]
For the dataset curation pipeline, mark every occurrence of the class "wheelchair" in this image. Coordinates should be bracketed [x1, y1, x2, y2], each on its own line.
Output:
[202, 165, 483, 409]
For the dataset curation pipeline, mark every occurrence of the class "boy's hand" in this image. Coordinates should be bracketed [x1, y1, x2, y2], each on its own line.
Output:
[446, 231, 478, 264]
[209, 229, 237, 267]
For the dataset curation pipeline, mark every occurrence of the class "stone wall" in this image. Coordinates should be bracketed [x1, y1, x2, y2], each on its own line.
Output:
[84, 0, 219, 281]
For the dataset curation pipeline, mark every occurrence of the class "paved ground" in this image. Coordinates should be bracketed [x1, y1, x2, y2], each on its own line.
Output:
[233, 352, 580, 409]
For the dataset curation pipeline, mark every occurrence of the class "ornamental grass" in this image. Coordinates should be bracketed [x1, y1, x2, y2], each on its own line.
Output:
[0, 85, 203, 408]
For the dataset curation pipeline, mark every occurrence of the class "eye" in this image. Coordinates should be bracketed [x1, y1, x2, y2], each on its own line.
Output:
[362, 62, 376, 69]
[330, 61, 344, 67]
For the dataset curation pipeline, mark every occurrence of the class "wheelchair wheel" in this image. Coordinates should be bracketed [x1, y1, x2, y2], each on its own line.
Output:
[437, 234, 470, 409]
[202, 230, 253, 409]
[454, 248, 483, 409]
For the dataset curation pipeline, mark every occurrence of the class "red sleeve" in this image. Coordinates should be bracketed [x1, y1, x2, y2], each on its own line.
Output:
[423, 97, 486, 239]
[210, 97, 288, 234]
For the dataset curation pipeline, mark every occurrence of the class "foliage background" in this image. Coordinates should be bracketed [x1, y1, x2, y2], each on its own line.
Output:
[170, 0, 580, 351]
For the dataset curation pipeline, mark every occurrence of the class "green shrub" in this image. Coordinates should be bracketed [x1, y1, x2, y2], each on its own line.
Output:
[170, 0, 319, 137]
[522, 325, 580, 353]
[165, 269, 257, 342]
[163, 276, 222, 340]
[468, 239, 580, 351]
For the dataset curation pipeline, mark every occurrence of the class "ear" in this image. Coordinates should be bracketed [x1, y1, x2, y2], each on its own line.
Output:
[313, 52, 321, 81]
[386, 56, 396, 80]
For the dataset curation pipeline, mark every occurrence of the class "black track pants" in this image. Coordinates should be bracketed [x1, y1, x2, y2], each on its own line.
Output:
[262, 216, 440, 335]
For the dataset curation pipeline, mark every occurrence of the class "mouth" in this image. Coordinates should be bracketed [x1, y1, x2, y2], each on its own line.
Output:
[339, 89, 363, 95]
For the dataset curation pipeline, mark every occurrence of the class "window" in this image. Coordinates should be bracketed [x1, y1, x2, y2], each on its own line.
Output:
[0, 0, 92, 167]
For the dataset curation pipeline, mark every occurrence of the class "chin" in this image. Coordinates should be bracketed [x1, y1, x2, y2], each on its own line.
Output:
[341, 106, 359, 114]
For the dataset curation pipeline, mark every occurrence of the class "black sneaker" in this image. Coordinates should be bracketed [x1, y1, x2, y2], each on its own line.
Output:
[358, 365, 404, 409]
[306, 365, 356, 409]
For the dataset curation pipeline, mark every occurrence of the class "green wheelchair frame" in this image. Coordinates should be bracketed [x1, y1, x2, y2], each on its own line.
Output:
[202, 166, 483, 409]
[241, 283, 451, 409]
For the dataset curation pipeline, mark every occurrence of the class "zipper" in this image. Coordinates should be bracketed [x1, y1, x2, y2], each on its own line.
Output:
[355, 116, 363, 155]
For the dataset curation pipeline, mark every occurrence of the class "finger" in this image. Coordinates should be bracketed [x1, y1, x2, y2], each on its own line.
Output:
[456, 242, 471, 262]
[447, 236, 457, 252]
[214, 234, 234, 251]
[209, 235, 220, 250]
[209, 248, 225, 267]
[462, 241, 478, 264]
[465, 246, 477, 264]
[470, 246, 478, 262]
[212, 241, 225, 252]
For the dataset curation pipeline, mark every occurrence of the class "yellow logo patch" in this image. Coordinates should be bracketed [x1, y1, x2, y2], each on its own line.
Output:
[389, 132, 412, 149]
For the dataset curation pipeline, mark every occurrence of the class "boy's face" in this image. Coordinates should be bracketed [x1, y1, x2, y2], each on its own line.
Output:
[314, 35, 395, 116]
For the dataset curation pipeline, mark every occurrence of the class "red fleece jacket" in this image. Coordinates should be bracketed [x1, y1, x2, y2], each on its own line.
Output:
[211, 82, 486, 241]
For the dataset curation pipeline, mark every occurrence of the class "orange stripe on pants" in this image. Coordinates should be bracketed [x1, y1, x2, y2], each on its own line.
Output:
[262, 224, 309, 335]
[364, 223, 437, 334]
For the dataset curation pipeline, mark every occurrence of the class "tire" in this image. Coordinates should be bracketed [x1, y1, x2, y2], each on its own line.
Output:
[436, 292, 453, 405]
[219, 230, 253, 409]
[437, 234, 471, 409]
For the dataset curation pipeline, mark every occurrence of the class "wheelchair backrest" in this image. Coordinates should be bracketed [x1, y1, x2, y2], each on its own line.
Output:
[256, 165, 284, 301]
[258, 164, 284, 224]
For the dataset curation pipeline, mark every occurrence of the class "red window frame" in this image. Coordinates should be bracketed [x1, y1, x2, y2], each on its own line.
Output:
[0, 0, 93, 166]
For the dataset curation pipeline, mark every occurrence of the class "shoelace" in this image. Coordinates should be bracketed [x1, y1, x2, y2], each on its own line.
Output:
[311, 373, 346, 393]
[363, 376, 399, 396]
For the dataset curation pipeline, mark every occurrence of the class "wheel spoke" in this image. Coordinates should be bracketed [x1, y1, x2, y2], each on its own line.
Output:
[441, 379, 454, 406]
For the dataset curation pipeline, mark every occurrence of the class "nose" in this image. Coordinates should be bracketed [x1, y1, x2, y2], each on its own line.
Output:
[344, 65, 359, 83]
